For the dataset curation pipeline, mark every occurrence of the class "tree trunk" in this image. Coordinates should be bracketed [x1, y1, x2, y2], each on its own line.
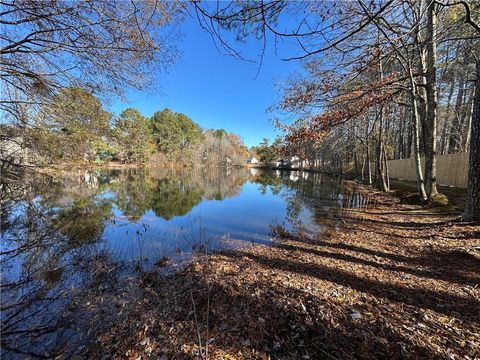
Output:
[417, 50, 428, 157]
[376, 108, 388, 192]
[409, 65, 428, 201]
[406, 110, 413, 158]
[462, 59, 480, 221]
[424, 1, 438, 198]
[361, 154, 366, 181]
[448, 70, 466, 153]
[463, 92, 474, 151]
[354, 152, 359, 177]
[440, 79, 455, 154]
[383, 147, 390, 191]
[461, 89, 474, 151]
[365, 121, 372, 185]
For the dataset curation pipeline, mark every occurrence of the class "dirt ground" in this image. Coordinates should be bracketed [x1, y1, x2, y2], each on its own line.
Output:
[87, 187, 480, 360]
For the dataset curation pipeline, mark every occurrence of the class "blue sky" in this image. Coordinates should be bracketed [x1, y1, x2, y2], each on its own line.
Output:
[110, 15, 303, 148]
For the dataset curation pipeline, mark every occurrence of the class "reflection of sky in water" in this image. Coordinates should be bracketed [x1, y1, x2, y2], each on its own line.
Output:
[102, 180, 320, 266]
[1, 168, 369, 358]
[2, 168, 363, 272]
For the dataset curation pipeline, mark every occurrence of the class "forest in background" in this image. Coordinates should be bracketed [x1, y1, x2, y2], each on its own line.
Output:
[1, 2, 479, 358]
[2, 87, 249, 166]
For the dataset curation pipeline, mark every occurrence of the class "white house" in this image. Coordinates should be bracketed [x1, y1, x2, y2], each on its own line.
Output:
[289, 156, 301, 168]
[248, 156, 259, 164]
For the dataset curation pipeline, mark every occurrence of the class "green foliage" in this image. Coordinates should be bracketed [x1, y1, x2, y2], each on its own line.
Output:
[251, 138, 277, 162]
[54, 196, 112, 244]
[26, 92, 246, 166]
[111, 170, 157, 221]
[34, 87, 112, 162]
[112, 108, 155, 163]
[109, 170, 204, 220]
[213, 129, 228, 138]
[150, 108, 203, 161]
[151, 179, 203, 220]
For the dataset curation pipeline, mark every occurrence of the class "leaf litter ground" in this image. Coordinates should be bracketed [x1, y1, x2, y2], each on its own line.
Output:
[85, 187, 479, 360]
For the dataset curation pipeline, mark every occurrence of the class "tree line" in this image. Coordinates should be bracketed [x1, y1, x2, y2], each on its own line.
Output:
[13, 86, 248, 166]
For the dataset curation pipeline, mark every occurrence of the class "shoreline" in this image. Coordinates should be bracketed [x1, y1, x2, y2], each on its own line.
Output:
[83, 184, 479, 359]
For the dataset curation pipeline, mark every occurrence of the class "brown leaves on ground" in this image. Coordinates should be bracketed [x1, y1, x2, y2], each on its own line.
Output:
[87, 191, 480, 360]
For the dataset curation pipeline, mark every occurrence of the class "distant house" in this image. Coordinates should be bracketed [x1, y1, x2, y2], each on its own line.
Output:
[248, 156, 259, 164]
[289, 156, 301, 168]
[0, 125, 35, 165]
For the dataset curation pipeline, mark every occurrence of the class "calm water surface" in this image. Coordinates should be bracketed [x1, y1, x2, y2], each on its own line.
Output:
[1, 167, 368, 358]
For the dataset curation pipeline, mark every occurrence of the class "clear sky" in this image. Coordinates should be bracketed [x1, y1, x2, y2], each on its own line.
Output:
[110, 15, 303, 148]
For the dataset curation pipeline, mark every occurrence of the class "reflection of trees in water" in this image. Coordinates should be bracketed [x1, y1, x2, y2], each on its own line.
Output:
[111, 167, 249, 220]
[1, 245, 122, 358]
[253, 172, 283, 195]
[54, 196, 112, 243]
[110, 169, 157, 221]
[2, 217, 114, 356]
[252, 171, 368, 227]
[1, 169, 118, 358]
[1, 167, 252, 357]
[148, 166, 247, 201]
[151, 178, 203, 220]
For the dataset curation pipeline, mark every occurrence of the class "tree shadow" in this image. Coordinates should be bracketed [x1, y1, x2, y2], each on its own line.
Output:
[194, 276, 439, 359]
[349, 217, 454, 229]
[270, 240, 479, 287]
[85, 261, 459, 359]
[222, 251, 479, 326]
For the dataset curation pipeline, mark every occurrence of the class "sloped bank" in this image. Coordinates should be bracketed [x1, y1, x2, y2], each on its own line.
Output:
[86, 188, 480, 359]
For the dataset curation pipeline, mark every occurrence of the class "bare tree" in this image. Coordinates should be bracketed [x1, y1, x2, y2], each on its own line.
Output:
[193, 0, 479, 218]
[1, 0, 181, 124]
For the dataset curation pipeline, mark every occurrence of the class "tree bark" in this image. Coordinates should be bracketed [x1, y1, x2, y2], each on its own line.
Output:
[383, 146, 390, 191]
[463, 92, 474, 151]
[424, 0, 438, 198]
[417, 48, 428, 157]
[376, 108, 388, 192]
[361, 154, 366, 181]
[462, 59, 480, 221]
[440, 79, 455, 154]
[409, 64, 428, 201]
[460, 89, 474, 151]
[365, 120, 372, 185]
[448, 70, 466, 153]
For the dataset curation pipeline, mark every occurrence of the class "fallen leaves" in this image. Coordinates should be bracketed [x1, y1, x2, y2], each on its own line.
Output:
[84, 189, 479, 359]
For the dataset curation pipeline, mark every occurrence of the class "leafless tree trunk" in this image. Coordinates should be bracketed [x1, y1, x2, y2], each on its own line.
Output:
[463, 92, 475, 150]
[367, 152, 372, 186]
[448, 69, 467, 153]
[376, 108, 388, 192]
[462, 58, 480, 221]
[409, 64, 428, 201]
[424, 0, 438, 198]
[440, 80, 456, 154]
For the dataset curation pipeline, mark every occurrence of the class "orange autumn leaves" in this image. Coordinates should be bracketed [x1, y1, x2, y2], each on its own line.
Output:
[277, 72, 402, 156]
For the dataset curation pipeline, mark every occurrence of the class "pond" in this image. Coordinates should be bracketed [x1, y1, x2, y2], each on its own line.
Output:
[1, 166, 369, 358]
